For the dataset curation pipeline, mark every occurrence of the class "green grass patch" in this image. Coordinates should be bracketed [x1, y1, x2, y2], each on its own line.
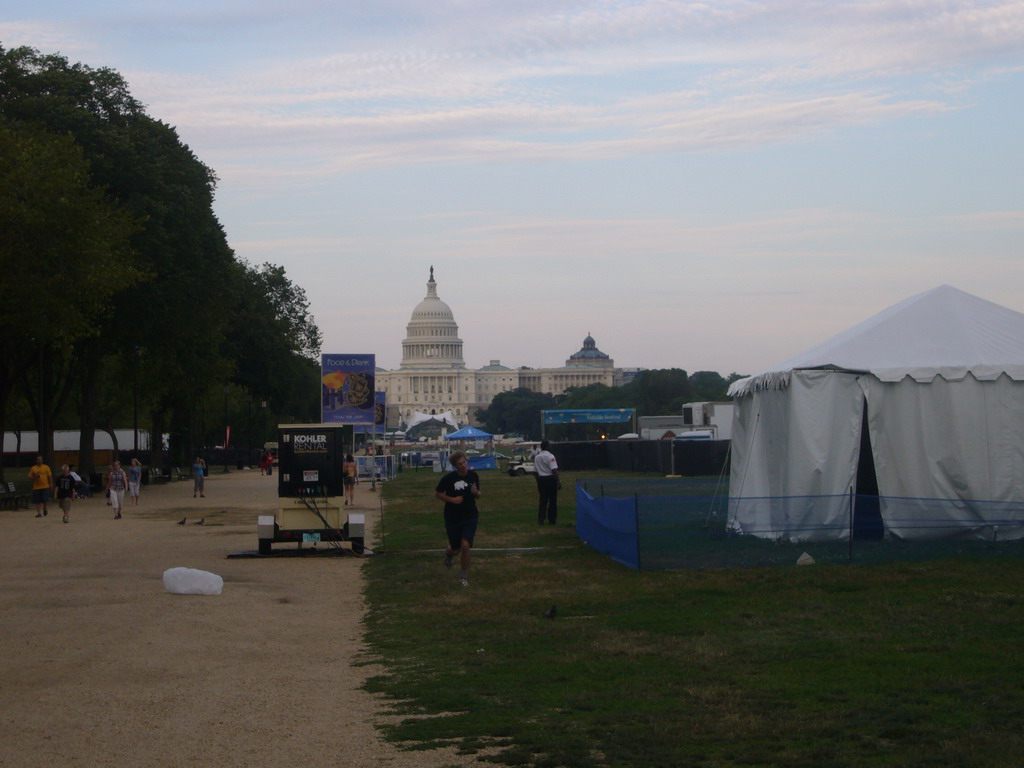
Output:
[363, 469, 1024, 767]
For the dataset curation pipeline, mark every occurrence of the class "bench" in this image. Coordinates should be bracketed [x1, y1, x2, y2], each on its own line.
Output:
[175, 467, 191, 481]
[149, 468, 169, 484]
[1, 481, 29, 510]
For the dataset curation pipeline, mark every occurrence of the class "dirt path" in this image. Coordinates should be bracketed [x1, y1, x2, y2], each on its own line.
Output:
[0, 470, 464, 768]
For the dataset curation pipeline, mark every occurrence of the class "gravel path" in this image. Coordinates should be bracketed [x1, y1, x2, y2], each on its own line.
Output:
[0, 469, 464, 768]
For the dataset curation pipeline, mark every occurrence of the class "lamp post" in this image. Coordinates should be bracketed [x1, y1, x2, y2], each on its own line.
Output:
[132, 347, 140, 455]
[246, 393, 252, 469]
[261, 400, 268, 446]
[223, 384, 229, 474]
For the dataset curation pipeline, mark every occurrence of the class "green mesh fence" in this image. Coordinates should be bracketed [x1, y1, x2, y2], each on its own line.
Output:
[576, 479, 1024, 570]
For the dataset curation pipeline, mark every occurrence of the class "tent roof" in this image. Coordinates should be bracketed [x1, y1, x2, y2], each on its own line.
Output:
[445, 425, 493, 440]
[730, 285, 1024, 396]
[405, 410, 458, 431]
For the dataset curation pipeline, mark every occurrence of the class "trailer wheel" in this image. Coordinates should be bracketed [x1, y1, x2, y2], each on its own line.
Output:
[258, 538, 273, 555]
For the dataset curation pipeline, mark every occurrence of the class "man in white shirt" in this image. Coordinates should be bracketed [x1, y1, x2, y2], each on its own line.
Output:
[534, 440, 561, 525]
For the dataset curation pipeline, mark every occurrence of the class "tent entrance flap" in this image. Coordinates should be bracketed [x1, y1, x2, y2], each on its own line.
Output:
[853, 400, 883, 540]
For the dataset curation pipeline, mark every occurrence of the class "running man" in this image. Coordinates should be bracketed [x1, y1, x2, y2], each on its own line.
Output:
[435, 451, 482, 587]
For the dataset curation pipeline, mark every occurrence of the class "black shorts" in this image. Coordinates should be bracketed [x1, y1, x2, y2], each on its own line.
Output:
[444, 512, 478, 550]
[32, 488, 52, 504]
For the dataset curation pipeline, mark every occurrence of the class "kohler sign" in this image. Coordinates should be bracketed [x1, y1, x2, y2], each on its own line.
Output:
[292, 433, 328, 453]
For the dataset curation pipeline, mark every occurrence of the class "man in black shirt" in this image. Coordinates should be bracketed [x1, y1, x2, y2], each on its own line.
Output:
[435, 451, 481, 587]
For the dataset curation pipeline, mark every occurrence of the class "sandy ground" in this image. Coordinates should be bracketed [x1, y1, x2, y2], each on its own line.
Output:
[0, 470, 465, 768]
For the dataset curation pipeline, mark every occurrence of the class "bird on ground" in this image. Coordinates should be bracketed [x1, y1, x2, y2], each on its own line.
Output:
[543, 605, 557, 619]
[194, 517, 205, 526]
[177, 517, 187, 526]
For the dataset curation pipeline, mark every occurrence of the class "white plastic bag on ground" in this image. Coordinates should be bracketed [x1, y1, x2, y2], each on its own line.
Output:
[163, 567, 224, 595]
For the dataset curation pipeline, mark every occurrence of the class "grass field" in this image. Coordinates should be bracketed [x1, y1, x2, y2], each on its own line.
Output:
[363, 468, 1024, 768]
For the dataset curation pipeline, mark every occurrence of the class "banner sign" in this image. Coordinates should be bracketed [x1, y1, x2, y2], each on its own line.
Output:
[543, 408, 635, 424]
[321, 354, 376, 424]
[354, 393, 387, 434]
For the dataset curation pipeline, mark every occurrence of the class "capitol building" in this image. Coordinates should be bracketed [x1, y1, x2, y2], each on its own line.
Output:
[376, 268, 634, 430]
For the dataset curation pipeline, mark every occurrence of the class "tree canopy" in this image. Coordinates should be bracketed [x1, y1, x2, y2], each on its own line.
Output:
[477, 388, 558, 440]
[0, 45, 322, 473]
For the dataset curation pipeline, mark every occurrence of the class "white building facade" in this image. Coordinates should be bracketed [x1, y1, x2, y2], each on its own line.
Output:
[376, 268, 622, 429]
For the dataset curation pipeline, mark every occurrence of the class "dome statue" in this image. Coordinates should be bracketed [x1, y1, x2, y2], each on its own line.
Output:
[566, 333, 613, 367]
[400, 267, 465, 369]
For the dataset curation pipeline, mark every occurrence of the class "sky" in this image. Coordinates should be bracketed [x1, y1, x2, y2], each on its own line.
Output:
[3, 1, 1023, 376]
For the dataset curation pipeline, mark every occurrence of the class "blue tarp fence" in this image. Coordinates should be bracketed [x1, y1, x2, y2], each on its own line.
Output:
[575, 480, 1024, 570]
[576, 486, 640, 569]
[467, 455, 497, 470]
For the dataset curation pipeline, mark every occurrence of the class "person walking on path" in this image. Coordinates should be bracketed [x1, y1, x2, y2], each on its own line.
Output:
[534, 440, 561, 525]
[435, 451, 481, 587]
[68, 465, 90, 498]
[192, 457, 207, 498]
[28, 455, 54, 518]
[128, 458, 143, 506]
[343, 453, 357, 506]
[55, 464, 77, 524]
[105, 461, 128, 519]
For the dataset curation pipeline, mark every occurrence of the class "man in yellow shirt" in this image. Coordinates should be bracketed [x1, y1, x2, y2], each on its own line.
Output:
[28, 455, 55, 518]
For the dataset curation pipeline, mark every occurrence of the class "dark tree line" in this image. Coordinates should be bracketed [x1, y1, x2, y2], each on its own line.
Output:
[0, 46, 322, 479]
[477, 369, 745, 440]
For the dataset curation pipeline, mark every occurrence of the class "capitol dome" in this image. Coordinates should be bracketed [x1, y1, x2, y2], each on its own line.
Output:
[566, 333, 613, 367]
[400, 267, 465, 369]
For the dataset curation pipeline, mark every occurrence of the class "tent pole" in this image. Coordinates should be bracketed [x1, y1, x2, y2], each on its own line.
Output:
[634, 493, 641, 571]
[848, 486, 854, 563]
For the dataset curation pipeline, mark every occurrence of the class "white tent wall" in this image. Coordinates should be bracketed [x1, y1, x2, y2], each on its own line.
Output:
[728, 370, 863, 541]
[727, 286, 1024, 543]
[866, 373, 1024, 540]
[729, 371, 1024, 542]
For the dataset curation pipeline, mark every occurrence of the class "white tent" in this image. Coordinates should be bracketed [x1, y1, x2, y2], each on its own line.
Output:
[727, 286, 1024, 542]
[404, 410, 459, 433]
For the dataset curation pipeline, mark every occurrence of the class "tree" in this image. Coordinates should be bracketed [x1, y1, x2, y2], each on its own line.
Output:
[0, 45, 260, 469]
[558, 383, 622, 410]
[0, 119, 137, 474]
[477, 388, 557, 440]
[629, 369, 692, 415]
[224, 261, 322, 404]
[689, 371, 729, 402]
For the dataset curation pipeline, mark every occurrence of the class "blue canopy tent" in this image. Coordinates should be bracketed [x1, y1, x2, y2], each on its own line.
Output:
[445, 426, 493, 440]
[444, 426, 496, 469]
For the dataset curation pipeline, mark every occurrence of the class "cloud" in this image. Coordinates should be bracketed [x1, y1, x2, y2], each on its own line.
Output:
[90, 0, 1014, 189]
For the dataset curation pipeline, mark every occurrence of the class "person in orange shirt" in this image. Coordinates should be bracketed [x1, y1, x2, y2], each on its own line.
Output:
[28, 455, 55, 518]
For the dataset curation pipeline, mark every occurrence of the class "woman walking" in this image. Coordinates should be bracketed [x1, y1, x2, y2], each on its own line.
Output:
[105, 461, 128, 519]
[342, 454, 357, 506]
[192, 457, 207, 498]
[128, 458, 143, 506]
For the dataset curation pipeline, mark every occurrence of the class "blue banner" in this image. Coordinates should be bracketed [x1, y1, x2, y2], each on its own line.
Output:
[354, 392, 387, 434]
[321, 354, 376, 424]
[543, 408, 635, 424]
